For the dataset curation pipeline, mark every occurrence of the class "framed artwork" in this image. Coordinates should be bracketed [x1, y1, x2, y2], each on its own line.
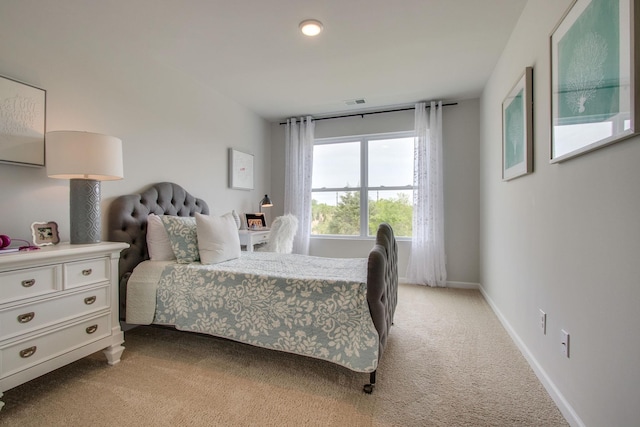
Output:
[550, 0, 639, 163]
[502, 67, 533, 180]
[31, 221, 60, 246]
[229, 148, 254, 190]
[245, 213, 266, 229]
[0, 75, 46, 167]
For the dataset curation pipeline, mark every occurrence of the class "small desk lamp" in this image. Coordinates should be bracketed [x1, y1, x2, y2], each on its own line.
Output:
[259, 194, 273, 213]
[46, 131, 123, 244]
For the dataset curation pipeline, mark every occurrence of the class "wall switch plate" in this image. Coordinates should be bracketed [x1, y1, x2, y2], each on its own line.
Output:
[561, 329, 570, 358]
[539, 309, 546, 335]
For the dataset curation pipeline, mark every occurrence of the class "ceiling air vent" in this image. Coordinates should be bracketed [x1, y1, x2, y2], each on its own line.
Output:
[344, 99, 366, 106]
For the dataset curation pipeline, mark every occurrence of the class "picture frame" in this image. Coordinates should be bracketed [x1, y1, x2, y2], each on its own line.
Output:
[550, 0, 639, 163]
[229, 148, 254, 190]
[245, 213, 266, 229]
[502, 67, 534, 180]
[0, 75, 46, 167]
[31, 221, 60, 246]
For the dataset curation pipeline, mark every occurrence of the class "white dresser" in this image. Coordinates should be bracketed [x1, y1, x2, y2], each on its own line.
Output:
[0, 241, 128, 410]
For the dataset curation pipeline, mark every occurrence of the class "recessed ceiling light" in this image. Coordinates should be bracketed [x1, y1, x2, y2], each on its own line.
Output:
[299, 19, 323, 37]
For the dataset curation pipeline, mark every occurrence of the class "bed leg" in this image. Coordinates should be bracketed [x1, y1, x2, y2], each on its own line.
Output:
[363, 370, 376, 394]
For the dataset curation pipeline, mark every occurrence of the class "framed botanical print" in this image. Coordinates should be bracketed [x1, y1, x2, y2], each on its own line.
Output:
[502, 67, 533, 180]
[550, 0, 639, 162]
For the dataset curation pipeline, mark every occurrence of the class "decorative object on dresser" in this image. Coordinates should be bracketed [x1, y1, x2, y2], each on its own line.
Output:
[0, 75, 46, 167]
[0, 235, 40, 253]
[0, 234, 40, 254]
[30, 221, 60, 246]
[0, 241, 128, 410]
[108, 182, 398, 393]
[46, 131, 124, 244]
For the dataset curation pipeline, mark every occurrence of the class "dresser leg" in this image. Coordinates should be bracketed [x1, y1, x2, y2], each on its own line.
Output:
[103, 344, 125, 365]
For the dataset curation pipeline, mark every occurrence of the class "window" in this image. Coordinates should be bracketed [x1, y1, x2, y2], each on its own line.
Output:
[311, 132, 414, 238]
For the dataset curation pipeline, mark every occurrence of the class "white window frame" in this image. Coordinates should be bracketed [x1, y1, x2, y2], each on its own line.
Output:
[312, 130, 415, 239]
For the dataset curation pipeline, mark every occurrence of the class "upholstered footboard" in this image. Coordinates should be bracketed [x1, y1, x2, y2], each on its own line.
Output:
[364, 223, 399, 393]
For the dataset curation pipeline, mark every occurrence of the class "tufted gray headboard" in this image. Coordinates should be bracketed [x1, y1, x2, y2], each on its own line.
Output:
[108, 182, 209, 318]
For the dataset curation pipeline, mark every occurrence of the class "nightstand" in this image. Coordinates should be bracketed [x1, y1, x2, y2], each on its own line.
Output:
[0, 241, 128, 410]
[238, 229, 269, 252]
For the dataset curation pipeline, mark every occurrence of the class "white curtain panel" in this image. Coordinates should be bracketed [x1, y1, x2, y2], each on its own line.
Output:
[407, 101, 447, 287]
[284, 116, 315, 255]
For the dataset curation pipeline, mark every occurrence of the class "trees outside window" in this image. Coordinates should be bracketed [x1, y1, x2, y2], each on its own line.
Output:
[311, 132, 414, 238]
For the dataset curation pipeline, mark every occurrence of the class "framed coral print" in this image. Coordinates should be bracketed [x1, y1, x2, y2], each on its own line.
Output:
[550, 0, 639, 163]
[503, 67, 533, 180]
[0, 75, 46, 167]
[229, 148, 254, 190]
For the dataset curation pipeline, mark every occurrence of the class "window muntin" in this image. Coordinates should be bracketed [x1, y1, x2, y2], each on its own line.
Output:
[311, 132, 414, 238]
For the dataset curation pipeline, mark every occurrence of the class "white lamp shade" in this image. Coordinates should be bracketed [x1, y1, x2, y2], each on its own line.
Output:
[46, 131, 123, 180]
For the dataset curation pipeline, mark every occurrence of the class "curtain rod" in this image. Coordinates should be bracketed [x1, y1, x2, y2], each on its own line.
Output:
[278, 102, 458, 125]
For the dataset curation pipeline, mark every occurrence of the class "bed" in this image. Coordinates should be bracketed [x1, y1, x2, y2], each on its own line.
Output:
[108, 182, 398, 392]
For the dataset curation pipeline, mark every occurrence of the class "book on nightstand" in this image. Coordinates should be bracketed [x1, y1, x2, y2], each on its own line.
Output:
[0, 248, 19, 254]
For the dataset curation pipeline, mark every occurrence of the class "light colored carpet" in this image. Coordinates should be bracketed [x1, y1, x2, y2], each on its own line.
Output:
[0, 284, 567, 426]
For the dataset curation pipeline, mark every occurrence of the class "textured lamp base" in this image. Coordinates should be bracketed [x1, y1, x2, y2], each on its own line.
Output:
[70, 179, 101, 244]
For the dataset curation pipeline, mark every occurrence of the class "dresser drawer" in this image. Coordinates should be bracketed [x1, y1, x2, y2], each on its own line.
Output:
[0, 285, 109, 340]
[0, 265, 59, 304]
[0, 313, 111, 378]
[64, 258, 109, 289]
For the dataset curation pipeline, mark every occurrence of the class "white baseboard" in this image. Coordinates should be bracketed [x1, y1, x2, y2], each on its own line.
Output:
[398, 278, 480, 289]
[478, 284, 585, 427]
[447, 281, 480, 289]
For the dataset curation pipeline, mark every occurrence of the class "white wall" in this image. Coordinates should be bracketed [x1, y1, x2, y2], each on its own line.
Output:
[270, 100, 480, 284]
[0, 2, 271, 243]
[480, 1, 640, 426]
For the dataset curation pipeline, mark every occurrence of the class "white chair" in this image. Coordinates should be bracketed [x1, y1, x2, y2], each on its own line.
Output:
[259, 214, 298, 254]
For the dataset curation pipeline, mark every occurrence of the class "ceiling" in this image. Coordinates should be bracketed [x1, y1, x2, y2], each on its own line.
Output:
[4, 0, 527, 122]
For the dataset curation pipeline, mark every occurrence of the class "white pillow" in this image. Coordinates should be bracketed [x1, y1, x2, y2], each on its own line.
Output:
[146, 213, 176, 261]
[196, 212, 241, 264]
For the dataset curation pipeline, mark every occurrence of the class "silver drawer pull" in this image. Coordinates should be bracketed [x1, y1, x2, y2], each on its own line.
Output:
[17, 312, 35, 323]
[21, 279, 36, 287]
[86, 324, 98, 334]
[82, 269, 93, 276]
[19, 346, 37, 358]
[84, 296, 97, 305]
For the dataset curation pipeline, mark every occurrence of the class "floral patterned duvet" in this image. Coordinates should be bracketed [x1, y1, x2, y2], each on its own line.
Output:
[150, 252, 379, 373]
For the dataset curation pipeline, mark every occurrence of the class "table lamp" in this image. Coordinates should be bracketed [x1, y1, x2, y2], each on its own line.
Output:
[46, 131, 123, 244]
[259, 194, 273, 213]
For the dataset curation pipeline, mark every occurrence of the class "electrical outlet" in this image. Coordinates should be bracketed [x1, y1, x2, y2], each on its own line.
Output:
[539, 309, 546, 335]
[561, 329, 570, 358]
